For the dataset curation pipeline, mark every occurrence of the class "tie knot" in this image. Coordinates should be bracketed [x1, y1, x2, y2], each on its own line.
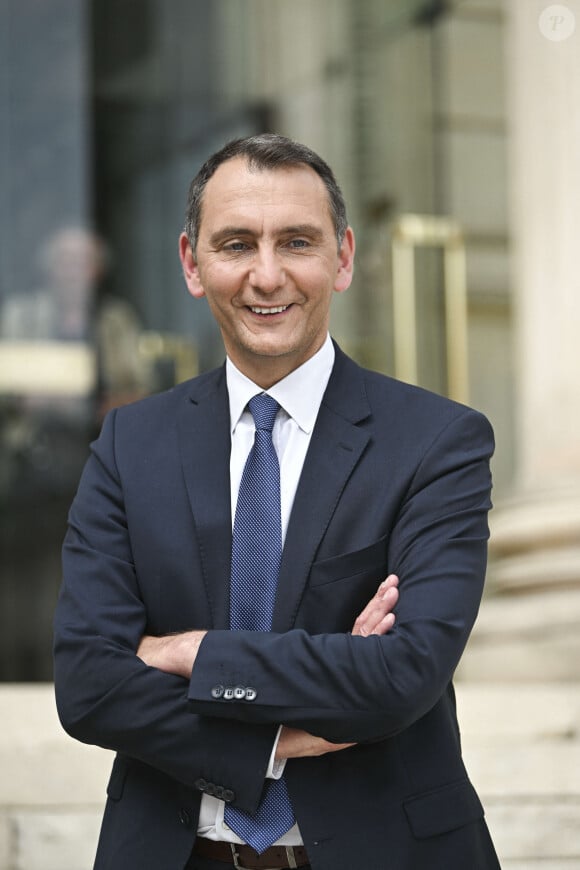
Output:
[248, 393, 279, 433]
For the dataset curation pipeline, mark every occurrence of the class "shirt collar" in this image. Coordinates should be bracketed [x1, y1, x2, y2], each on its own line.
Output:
[226, 334, 335, 435]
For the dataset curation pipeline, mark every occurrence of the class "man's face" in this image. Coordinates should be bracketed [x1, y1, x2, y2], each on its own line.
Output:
[179, 156, 355, 387]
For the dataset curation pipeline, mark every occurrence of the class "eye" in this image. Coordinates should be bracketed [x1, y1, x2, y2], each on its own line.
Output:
[287, 238, 309, 249]
[224, 241, 250, 252]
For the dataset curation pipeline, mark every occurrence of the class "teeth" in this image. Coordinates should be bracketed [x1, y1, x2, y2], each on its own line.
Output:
[250, 305, 288, 314]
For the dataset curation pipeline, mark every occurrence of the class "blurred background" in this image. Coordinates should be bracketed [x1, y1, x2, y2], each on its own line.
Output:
[0, 0, 578, 867]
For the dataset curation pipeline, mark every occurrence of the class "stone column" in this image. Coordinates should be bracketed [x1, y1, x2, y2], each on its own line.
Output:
[509, 1, 580, 492]
[463, 0, 580, 681]
[458, 12, 580, 864]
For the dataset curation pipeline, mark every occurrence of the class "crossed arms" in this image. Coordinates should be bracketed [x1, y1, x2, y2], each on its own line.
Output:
[136, 573, 400, 761]
[54, 398, 493, 811]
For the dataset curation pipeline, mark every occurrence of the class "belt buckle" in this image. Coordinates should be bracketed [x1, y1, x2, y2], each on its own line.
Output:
[228, 843, 300, 869]
[285, 846, 299, 869]
[229, 844, 243, 869]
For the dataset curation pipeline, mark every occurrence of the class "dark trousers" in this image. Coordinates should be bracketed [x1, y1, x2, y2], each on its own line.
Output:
[185, 856, 312, 870]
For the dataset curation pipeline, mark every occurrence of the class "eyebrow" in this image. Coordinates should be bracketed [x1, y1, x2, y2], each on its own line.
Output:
[208, 227, 251, 246]
[208, 224, 325, 246]
[278, 224, 325, 240]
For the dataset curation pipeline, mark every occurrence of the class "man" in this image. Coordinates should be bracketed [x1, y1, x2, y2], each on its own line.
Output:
[54, 134, 500, 869]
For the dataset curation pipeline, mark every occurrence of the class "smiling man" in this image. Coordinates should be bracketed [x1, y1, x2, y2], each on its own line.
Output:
[178, 155, 354, 388]
[54, 134, 500, 870]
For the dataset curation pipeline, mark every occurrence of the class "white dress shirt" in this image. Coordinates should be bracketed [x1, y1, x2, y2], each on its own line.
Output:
[197, 334, 335, 844]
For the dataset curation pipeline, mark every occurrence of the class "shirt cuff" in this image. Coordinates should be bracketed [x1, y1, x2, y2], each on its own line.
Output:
[266, 725, 286, 779]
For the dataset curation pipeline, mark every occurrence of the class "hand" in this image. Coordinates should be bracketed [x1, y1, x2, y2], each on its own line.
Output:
[351, 574, 399, 637]
[275, 726, 355, 760]
[276, 574, 400, 760]
[137, 630, 207, 678]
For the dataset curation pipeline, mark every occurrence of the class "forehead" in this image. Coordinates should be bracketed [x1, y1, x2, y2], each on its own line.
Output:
[199, 157, 333, 231]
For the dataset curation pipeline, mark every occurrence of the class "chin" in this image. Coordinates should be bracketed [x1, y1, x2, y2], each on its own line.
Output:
[245, 338, 297, 359]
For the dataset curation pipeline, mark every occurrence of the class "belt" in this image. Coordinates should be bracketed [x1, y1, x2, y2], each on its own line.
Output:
[193, 837, 309, 869]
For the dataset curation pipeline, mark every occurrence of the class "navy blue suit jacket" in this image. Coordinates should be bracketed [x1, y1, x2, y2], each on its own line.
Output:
[54, 344, 500, 869]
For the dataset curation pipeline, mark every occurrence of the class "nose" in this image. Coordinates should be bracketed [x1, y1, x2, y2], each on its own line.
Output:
[249, 246, 285, 293]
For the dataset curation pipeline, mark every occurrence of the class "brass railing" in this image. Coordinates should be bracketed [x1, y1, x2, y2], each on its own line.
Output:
[391, 214, 469, 404]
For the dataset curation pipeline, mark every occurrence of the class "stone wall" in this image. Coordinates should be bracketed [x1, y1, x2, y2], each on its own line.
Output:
[458, 682, 580, 868]
[0, 685, 108, 870]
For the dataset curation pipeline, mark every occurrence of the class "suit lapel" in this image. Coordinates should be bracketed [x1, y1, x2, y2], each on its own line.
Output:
[272, 348, 371, 631]
[177, 349, 371, 633]
[177, 367, 233, 629]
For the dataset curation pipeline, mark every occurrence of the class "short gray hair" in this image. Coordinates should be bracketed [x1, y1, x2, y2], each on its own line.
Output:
[184, 133, 348, 251]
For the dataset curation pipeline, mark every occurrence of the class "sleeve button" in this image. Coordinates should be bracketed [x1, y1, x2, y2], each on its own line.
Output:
[222, 789, 235, 803]
[245, 687, 257, 701]
[234, 686, 246, 700]
[211, 685, 225, 699]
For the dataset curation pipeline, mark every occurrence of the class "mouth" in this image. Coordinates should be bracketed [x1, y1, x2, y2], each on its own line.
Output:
[248, 305, 290, 315]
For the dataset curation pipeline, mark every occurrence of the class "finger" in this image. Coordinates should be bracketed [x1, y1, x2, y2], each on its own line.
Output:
[352, 602, 398, 638]
[382, 584, 399, 608]
[352, 577, 399, 636]
[381, 574, 399, 596]
[353, 575, 399, 629]
[368, 611, 396, 636]
[359, 586, 399, 636]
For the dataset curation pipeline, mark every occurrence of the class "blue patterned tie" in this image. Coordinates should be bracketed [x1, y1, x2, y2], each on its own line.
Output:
[224, 393, 295, 853]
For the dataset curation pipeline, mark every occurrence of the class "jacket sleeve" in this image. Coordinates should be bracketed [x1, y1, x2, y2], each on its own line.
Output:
[53, 409, 277, 814]
[187, 408, 494, 744]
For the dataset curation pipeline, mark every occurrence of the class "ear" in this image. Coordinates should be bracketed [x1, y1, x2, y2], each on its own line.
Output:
[334, 226, 355, 294]
[179, 232, 205, 299]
